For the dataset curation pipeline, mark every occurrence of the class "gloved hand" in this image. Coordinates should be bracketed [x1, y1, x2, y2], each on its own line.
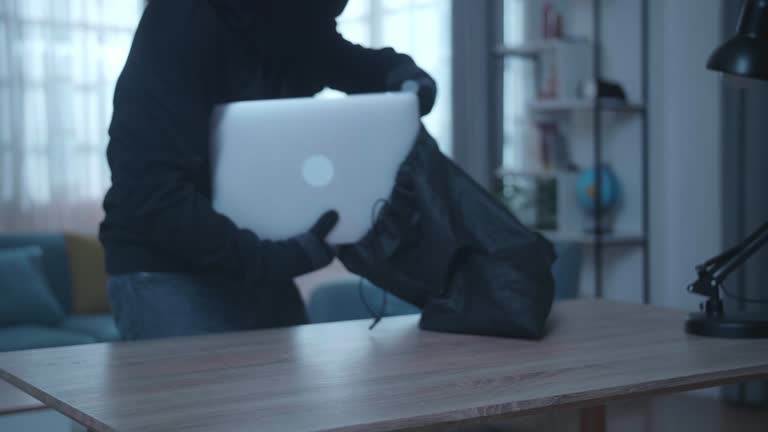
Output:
[264, 210, 339, 281]
[385, 65, 437, 116]
[294, 210, 339, 272]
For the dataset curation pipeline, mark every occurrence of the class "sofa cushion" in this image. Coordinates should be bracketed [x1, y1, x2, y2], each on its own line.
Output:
[64, 234, 110, 314]
[0, 235, 73, 312]
[59, 315, 120, 342]
[0, 325, 96, 352]
[0, 247, 66, 327]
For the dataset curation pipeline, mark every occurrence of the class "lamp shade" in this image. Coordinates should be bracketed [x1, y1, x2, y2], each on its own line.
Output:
[707, 0, 768, 81]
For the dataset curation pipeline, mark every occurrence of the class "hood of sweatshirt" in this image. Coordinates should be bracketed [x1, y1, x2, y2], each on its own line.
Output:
[208, 0, 349, 62]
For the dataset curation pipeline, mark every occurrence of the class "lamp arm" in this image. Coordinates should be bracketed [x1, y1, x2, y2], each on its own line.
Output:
[713, 221, 768, 285]
[696, 222, 768, 275]
[697, 243, 745, 273]
[689, 221, 768, 298]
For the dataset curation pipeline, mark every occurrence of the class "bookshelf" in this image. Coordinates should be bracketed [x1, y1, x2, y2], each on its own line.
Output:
[493, 0, 650, 303]
[529, 99, 645, 113]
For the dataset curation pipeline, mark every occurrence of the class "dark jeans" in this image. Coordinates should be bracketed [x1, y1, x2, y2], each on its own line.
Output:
[108, 273, 308, 341]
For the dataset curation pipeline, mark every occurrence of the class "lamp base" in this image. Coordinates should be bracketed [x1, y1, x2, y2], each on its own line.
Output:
[686, 312, 768, 338]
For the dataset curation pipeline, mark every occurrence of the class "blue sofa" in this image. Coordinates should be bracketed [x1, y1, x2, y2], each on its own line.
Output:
[0, 235, 119, 352]
[1, 235, 581, 349]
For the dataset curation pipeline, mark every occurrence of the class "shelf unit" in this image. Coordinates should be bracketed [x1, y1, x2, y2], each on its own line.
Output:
[540, 230, 646, 246]
[496, 167, 559, 179]
[493, 39, 590, 57]
[529, 98, 645, 113]
[492, 0, 650, 303]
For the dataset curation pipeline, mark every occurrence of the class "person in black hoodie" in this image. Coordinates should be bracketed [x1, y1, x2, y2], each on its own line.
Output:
[100, 0, 436, 340]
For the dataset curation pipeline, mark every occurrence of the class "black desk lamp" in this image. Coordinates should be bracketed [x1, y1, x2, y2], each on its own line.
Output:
[685, 0, 768, 338]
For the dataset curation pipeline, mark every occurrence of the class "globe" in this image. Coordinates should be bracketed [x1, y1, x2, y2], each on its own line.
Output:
[576, 165, 621, 215]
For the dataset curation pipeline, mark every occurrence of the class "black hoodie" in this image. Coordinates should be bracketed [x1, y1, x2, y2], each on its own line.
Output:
[99, 0, 435, 289]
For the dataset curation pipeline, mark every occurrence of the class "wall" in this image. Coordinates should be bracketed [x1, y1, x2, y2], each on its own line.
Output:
[740, 81, 768, 312]
[648, 0, 723, 310]
[720, 1, 768, 315]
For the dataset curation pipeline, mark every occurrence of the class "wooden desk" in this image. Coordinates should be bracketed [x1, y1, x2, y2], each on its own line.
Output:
[1, 300, 767, 432]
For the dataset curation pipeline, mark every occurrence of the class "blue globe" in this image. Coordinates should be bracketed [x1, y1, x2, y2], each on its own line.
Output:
[576, 166, 620, 214]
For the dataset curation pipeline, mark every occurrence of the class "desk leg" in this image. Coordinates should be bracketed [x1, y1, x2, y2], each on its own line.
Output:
[579, 405, 606, 432]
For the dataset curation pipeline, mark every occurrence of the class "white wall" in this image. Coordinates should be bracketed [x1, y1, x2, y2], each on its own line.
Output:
[648, 0, 723, 310]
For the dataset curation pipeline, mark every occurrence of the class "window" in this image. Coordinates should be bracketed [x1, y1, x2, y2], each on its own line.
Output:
[0, 0, 142, 231]
[502, 0, 532, 169]
[0, 0, 453, 231]
[335, 0, 453, 154]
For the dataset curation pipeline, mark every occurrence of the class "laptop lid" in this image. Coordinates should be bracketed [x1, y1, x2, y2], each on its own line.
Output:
[210, 92, 419, 245]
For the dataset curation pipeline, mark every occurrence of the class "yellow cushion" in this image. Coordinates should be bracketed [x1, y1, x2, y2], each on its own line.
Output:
[64, 234, 110, 314]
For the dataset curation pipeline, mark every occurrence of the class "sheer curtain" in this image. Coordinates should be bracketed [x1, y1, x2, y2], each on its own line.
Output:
[333, 0, 453, 154]
[0, 0, 142, 234]
[0, 0, 451, 234]
[502, 0, 533, 170]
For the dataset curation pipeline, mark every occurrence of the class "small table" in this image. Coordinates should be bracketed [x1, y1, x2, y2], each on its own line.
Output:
[1, 300, 767, 432]
[0, 380, 44, 416]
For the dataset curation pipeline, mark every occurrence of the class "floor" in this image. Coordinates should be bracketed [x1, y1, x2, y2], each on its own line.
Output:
[617, 392, 768, 432]
[0, 409, 85, 432]
[1, 391, 766, 431]
[416, 391, 768, 432]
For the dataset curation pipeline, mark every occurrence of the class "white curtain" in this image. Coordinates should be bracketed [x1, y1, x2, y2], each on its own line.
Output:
[502, 0, 533, 170]
[0, 0, 451, 233]
[0, 0, 141, 234]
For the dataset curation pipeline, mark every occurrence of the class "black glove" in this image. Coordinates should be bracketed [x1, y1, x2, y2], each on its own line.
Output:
[262, 210, 339, 282]
[295, 210, 339, 270]
[385, 65, 437, 116]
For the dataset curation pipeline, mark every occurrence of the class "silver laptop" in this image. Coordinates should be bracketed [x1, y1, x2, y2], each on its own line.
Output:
[210, 92, 419, 245]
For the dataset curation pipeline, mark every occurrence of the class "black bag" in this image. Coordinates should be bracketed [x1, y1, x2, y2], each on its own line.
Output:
[338, 127, 556, 339]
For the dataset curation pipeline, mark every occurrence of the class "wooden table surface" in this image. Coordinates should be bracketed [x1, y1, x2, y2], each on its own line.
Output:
[1, 300, 767, 432]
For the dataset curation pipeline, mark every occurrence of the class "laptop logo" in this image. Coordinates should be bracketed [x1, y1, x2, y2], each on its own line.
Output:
[302, 155, 334, 188]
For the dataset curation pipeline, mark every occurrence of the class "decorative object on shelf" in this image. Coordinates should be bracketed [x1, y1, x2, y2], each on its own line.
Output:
[579, 79, 628, 102]
[537, 122, 577, 171]
[542, 2, 563, 40]
[576, 165, 621, 233]
[495, 169, 580, 235]
[686, 0, 768, 339]
[505, 123, 576, 175]
[538, 123, 557, 169]
[496, 175, 557, 231]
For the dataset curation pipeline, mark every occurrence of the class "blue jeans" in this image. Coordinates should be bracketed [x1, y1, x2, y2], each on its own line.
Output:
[108, 273, 308, 340]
